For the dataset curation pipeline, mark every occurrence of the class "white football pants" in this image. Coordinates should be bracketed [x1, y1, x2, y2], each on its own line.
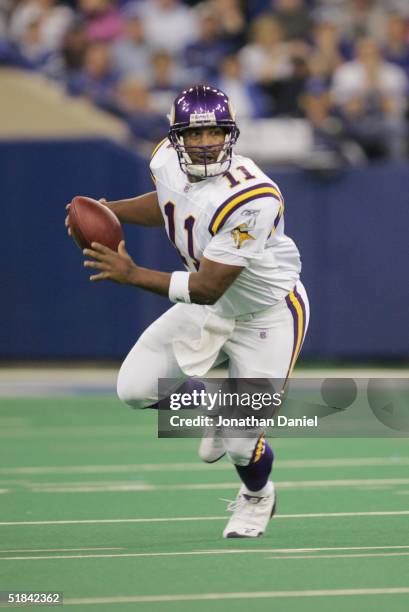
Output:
[117, 281, 309, 465]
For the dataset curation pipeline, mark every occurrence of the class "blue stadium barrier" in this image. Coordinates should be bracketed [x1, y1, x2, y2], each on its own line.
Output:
[1, 138, 408, 360]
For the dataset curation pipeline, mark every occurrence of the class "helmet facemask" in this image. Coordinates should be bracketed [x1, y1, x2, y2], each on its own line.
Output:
[170, 125, 239, 178]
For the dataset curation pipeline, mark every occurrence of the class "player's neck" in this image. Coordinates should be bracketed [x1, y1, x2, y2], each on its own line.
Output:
[187, 175, 204, 184]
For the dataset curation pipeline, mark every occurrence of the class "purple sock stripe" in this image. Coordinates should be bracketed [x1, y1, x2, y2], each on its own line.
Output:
[208, 182, 280, 234]
[285, 293, 299, 382]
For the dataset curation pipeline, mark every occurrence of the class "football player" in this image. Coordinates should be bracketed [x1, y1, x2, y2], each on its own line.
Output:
[66, 85, 309, 538]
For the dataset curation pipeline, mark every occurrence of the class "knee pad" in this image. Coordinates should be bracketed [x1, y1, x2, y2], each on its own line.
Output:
[116, 366, 157, 409]
[224, 437, 254, 466]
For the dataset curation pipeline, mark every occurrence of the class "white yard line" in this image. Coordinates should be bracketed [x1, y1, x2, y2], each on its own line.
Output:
[41, 587, 409, 605]
[0, 425, 153, 438]
[0, 547, 123, 553]
[265, 552, 409, 560]
[1, 510, 409, 527]
[2, 545, 409, 562]
[1, 456, 408, 475]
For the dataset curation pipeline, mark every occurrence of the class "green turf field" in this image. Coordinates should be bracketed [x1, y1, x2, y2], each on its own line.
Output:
[1, 393, 409, 611]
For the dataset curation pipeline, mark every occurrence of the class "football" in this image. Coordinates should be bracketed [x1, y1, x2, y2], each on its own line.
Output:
[68, 196, 124, 251]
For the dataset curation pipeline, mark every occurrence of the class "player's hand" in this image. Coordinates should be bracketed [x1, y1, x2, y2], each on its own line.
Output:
[83, 241, 138, 284]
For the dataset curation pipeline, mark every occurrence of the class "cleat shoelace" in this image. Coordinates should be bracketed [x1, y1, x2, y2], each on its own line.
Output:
[219, 497, 243, 512]
[220, 495, 262, 513]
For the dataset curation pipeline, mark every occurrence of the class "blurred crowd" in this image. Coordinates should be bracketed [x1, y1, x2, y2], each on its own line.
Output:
[1, 0, 409, 161]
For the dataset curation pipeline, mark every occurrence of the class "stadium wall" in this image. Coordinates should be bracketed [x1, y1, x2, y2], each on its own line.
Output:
[1, 139, 408, 361]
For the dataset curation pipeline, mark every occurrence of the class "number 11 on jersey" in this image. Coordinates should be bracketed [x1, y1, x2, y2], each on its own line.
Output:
[164, 202, 200, 271]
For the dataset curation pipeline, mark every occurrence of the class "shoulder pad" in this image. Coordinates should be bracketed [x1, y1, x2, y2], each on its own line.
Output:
[208, 182, 284, 235]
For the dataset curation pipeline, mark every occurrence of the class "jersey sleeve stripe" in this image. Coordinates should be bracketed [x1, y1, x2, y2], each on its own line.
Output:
[209, 183, 283, 235]
[150, 137, 169, 160]
[273, 201, 284, 229]
[267, 199, 285, 238]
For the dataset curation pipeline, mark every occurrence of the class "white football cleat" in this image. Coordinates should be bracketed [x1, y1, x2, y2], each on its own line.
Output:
[198, 420, 225, 463]
[223, 481, 276, 538]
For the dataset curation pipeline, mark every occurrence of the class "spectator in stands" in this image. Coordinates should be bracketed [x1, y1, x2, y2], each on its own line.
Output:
[334, 0, 386, 46]
[383, 12, 409, 78]
[59, 19, 89, 76]
[12, 14, 57, 73]
[306, 51, 332, 94]
[0, 0, 9, 39]
[216, 53, 268, 118]
[239, 15, 292, 85]
[3, 0, 409, 162]
[112, 5, 150, 78]
[78, 0, 124, 42]
[184, 3, 234, 81]
[302, 83, 337, 138]
[67, 40, 120, 110]
[240, 14, 309, 116]
[300, 79, 367, 168]
[272, 0, 311, 42]
[114, 76, 169, 145]
[331, 36, 408, 158]
[209, 0, 247, 52]
[137, 0, 198, 57]
[9, 0, 73, 51]
[310, 17, 344, 83]
[148, 49, 184, 114]
[302, 82, 345, 158]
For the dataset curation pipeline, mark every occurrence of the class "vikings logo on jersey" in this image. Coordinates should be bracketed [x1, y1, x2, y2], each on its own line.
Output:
[231, 209, 260, 249]
[231, 223, 255, 249]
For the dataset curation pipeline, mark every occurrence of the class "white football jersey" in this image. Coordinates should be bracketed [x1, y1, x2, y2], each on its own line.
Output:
[150, 139, 301, 317]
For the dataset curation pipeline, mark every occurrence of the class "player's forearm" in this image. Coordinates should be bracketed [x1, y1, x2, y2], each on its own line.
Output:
[128, 268, 220, 305]
[188, 273, 223, 305]
[128, 266, 172, 298]
[106, 192, 163, 227]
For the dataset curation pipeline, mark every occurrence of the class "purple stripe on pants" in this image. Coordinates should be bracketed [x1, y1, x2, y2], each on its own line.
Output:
[293, 286, 307, 345]
[285, 293, 299, 382]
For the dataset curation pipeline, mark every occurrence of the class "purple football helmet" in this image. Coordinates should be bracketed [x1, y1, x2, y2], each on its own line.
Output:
[168, 85, 240, 178]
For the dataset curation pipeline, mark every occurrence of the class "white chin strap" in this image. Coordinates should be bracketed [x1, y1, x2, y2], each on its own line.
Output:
[179, 134, 231, 178]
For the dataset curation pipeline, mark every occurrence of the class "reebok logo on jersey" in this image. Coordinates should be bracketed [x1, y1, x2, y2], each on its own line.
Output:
[241, 209, 260, 218]
[240, 209, 259, 227]
[231, 223, 255, 249]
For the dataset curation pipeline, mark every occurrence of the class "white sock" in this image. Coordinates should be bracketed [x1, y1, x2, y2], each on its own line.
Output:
[243, 480, 273, 498]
